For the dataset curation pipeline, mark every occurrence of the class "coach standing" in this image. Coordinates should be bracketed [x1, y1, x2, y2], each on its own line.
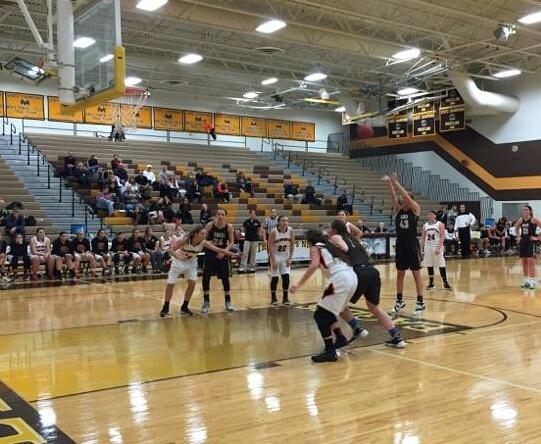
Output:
[454, 204, 476, 258]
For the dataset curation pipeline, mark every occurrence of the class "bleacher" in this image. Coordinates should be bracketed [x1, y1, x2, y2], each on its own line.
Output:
[277, 150, 440, 215]
[26, 134, 362, 235]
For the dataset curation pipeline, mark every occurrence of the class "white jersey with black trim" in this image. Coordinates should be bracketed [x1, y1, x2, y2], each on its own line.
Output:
[316, 242, 351, 278]
[161, 236, 172, 252]
[272, 227, 292, 257]
[423, 222, 442, 249]
[174, 238, 204, 262]
[32, 237, 48, 254]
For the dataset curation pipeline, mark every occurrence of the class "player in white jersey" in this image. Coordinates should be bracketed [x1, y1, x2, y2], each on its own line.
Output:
[291, 229, 357, 363]
[160, 226, 239, 317]
[156, 228, 174, 272]
[422, 210, 452, 290]
[29, 227, 53, 279]
[267, 216, 295, 305]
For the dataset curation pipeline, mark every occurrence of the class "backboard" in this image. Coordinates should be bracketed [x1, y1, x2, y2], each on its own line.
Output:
[61, 0, 125, 113]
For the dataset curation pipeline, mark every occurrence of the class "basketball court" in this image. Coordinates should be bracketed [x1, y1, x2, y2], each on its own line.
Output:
[1, 0, 541, 443]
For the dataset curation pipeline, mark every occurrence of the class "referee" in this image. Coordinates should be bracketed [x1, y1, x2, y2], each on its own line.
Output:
[454, 204, 476, 258]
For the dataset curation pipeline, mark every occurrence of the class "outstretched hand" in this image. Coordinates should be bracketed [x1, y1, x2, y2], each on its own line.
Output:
[381, 175, 391, 182]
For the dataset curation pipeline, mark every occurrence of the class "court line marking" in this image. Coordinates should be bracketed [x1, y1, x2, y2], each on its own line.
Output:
[368, 348, 541, 395]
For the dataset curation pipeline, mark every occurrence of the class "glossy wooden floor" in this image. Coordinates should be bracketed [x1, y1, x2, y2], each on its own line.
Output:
[2, 257, 541, 443]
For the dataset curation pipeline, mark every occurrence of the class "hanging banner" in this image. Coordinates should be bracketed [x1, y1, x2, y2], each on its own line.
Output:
[440, 89, 464, 109]
[387, 117, 408, 139]
[241, 116, 267, 138]
[413, 112, 436, 137]
[388, 98, 408, 117]
[153, 108, 183, 131]
[85, 103, 115, 125]
[0, 92, 4, 117]
[439, 107, 466, 132]
[413, 101, 434, 115]
[5, 92, 44, 120]
[291, 121, 316, 141]
[120, 104, 152, 129]
[184, 111, 212, 133]
[214, 114, 241, 136]
[47, 96, 84, 123]
[267, 119, 291, 139]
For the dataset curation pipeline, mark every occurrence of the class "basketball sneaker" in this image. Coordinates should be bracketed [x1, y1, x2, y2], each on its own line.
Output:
[159, 306, 169, 318]
[311, 349, 338, 363]
[201, 301, 210, 314]
[282, 298, 292, 305]
[385, 334, 406, 348]
[390, 299, 406, 315]
[225, 301, 234, 312]
[529, 280, 536, 289]
[349, 327, 369, 344]
[426, 282, 435, 290]
[271, 297, 279, 306]
[180, 306, 194, 316]
[443, 282, 453, 290]
[414, 301, 426, 314]
[521, 281, 531, 289]
[333, 335, 349, 349]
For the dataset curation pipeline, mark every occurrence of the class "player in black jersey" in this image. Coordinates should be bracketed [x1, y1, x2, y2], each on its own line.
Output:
[384, 173, 425, 315]
[91, 229, 112, 275]
[329, 220, 406, 348]
[514, 206, 541, 289]
[203, 208, 236, 313]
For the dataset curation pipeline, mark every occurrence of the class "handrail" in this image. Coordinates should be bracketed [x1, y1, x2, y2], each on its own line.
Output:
[261, 138, 272, 152]
[2, 116, 8, 136]
[333, 176, 347, 194]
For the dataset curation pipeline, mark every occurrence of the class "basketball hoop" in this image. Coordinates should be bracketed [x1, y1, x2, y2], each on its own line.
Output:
[112, 87, 150, 132]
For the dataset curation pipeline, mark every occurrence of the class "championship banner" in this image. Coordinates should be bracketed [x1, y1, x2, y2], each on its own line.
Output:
[267, 119, 291, 139]
[85, 103, 115, 125]
[413, 101, 434, 115]
[254, 239, 311, 264]
[439, 107, 466, 132]
[413, 112, 436, 137]
[153, 107, 183, 131]
[120, 104, 152, 129]
[0, 92, 4, 117]
[214, 114, 241, 136]
[47, 96, 84, 123]
[440, 88, 464, 109]
[241, 116, 267, 138]
[291, 121, 316, 142]
[184, 111, 212, 133]
[388, 98, 408, 116]
[387, 117, 408, 139]
[5, 92, 44, 120]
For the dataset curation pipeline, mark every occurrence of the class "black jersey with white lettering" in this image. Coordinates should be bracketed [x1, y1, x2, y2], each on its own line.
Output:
[521, 218, 537, 243]
[395, 209, 418, 243]
[92, 237, 109, 255]
[205, 223, 229, 258]
[342, 235, 370, 267]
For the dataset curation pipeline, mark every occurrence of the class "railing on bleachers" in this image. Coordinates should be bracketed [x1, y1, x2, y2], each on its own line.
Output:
[356, 154, 494, 221]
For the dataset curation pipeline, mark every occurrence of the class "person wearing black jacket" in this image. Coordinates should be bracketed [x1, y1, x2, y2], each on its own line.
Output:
[111, 232, 133, 274]
[177, 198, 194, 225]
[71, 231, 97, 278]
[5, 207, 25, 240]
[64, 152, 76, 177]
[92, 229, 112, 275]
[127, 228, 148, 273]
[200, 203, 212, 225]
[8, 233, 31, 280]
[143, 227, 160, 273]
[51, 232, 76, 279]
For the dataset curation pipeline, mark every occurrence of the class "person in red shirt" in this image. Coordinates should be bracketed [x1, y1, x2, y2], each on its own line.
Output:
[215, 181, 229, 203]
[203, 121, 217, 141]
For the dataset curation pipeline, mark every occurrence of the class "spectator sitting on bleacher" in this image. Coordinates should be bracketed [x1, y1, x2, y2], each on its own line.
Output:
[200, 203, 212, 225]
[159, 166, 169, 198]
[115, 163, 128, 183]
[123, 183, 146, 225]
[166, 173, 185, 200]
[111, 153, 122, 171]
[51, 232, 75, 279]
[96, 188, 115, 216]
[109, 123, 126, 142]
[87, 154, 100, 179]
[336, 192, 353, 215]
[200, 170, 215, 187]
[237, 172, 254, 197]
[185, 173, 201, 203]
[8, 233, 31, 280]
[195, 168, 204, 187]
[64, 152, 76, 177]
[301, 185, 320, 206]
[284, 181, 303, 203]
[374, 222, 388, 233]
[143, 165, 156, 185]
[357, 219, 371, 233]
[102, 170, 122, 197]
[148, 199, 165, 224]
[177, 198, 194, 225]
[215, 181, 230, 203]
[74, 162, 90, 187]
[5, 204, 25, 240]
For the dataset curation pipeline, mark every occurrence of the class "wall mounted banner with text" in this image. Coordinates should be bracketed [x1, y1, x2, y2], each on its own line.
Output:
[214, 114, 241, 136]
[413, 112, 436, 137]
[47, 97, 84, 123]
[387, 117, 408, 138]
[153, 108, 183, 131]
[5, 92, 44, 120]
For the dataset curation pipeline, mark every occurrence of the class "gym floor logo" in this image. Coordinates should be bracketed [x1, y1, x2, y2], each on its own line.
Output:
[0, 381, 75, 443]
[295, 303, 471, 335]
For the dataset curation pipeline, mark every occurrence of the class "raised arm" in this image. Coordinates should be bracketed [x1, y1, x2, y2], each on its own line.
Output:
[391, 174, 421, 216]
[382, 175, 399, 213]
[348, 222, 363, 239]
[328, 234, 349, 253]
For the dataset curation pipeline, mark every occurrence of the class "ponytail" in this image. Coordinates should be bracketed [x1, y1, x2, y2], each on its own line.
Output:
[305, 229, 351, 266]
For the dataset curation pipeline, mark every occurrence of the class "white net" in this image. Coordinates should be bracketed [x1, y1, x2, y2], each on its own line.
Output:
[112, 88, 150, 132]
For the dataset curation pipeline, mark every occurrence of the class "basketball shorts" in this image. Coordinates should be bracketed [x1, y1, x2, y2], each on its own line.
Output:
[29, 254, 47, 263]
[423, 246, 446, 268]
[203, 255, 230, 279]
[167, 258, 198, 283]
[270, 255, 290, 277]
[93, 253, 110, 262]
[317, 269, 358, 317]
[395, 240, 422, 271]
[351, 265, 380, 305]
[519, 241, 535, 258]
[74, 252, 93, 262]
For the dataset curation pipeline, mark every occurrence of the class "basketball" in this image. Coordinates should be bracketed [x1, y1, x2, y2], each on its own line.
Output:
[357, 124, 375, 139]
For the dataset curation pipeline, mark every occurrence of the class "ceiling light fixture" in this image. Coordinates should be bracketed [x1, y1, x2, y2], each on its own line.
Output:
[335, 106, 346, 113]
[178, 53, 203, 64]
[304, 72, 327, 82]
[256, 19, 286, 34]
[243, 91, 259, 99]
[99, 54, 114, 63]
[392, 48, 421, 61]
[493, 68, 522, 78]
[261, 77, 278, 85]
[519, 11, 541, 25]
[73, 37, 96, 49]
[136, 0, 168, 12]
[397, 87, 419, 96]
[125, 76, 142, 86]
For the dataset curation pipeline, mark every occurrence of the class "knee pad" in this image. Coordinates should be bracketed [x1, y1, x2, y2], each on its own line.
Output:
[281, 273, 290, 289]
